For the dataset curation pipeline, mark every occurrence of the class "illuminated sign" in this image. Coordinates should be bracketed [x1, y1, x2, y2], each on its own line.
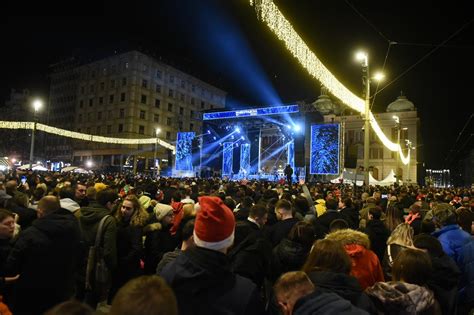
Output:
[203, 104, 299, 120]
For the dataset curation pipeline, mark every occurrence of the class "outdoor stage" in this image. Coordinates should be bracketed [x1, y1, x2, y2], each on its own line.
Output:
[172, 104, 341, 181]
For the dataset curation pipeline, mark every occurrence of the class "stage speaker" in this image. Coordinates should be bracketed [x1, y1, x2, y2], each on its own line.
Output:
[344, 144, 358, 169]
[294, 134, 305, 167]
[191, 137, 200, 167]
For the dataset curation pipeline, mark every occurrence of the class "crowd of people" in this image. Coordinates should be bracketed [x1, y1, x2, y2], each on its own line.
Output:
[0, 169, 473, 314]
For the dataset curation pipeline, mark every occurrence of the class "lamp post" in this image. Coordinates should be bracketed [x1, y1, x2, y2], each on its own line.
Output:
[29, 99, 42, 167]
[153, 127, 161, 178]
[405, 139, 413, 184]
[393, 115, 400, 184]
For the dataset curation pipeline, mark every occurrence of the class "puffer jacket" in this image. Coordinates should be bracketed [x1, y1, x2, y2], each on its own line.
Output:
[270, 238, 310, 281]
[326, 229, 384, 289]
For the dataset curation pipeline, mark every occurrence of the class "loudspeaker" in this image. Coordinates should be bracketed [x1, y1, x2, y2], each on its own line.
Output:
[344, 144, 358, 168]
[294, 134, 305, 167]
[191, 138, 200, 167]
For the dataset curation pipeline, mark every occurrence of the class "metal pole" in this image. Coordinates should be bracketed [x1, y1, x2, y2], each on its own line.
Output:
[29, 121, 36, 167]
[363, 58, 370, 187]
[153, 138, 158, 178]
[396, 125, 400, 184]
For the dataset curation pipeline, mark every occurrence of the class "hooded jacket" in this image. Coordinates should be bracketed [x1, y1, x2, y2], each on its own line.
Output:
[60, 198, 80, 213]
[366, 281, 441, 315]
[5, 209, 81, 314]
[293, 289, 369, 315]
[325, 229, 384, 289]
[160, 246, 264, 315]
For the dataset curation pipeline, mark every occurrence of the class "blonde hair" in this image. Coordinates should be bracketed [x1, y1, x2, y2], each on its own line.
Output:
[116, 195, 149, 227]
[387, 223, 414, 247]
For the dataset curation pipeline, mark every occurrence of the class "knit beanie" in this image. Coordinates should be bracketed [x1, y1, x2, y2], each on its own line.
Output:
[193, 196, 235, 251]
[154, 204, 173, 222]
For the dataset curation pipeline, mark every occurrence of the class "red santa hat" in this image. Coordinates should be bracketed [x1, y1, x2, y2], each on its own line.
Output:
[193, 196, 235, 251]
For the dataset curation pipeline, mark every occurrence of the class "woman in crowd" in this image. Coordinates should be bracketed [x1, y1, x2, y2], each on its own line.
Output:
[384, 202, 404, 232]
[302, 239, 376, 313]
[108, 195, 149, 302]
[366, 248, 441, 314]
[382, 222, 415, 280]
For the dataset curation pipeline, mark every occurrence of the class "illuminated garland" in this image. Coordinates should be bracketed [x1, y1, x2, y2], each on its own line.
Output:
[249, 0, 410, 165]
[0, 121, 175, 152]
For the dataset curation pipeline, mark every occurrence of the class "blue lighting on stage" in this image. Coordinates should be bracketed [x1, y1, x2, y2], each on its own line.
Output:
[235, 126, 241, 133]
[310, 124, 340, 175]
[240, 143, 250, 175]
[175, 132, 195, 171]
[222, 142, 234, 176]
[203, 105, 299, 120]
[287, 141, 295, 170]
[294, 124, 302, 132]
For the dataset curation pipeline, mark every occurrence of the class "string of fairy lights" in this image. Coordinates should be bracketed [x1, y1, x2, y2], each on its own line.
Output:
[249, 0, 410, 165]
[0, 121, 176, 152]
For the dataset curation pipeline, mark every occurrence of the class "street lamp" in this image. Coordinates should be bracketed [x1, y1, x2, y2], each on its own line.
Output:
[29, 99, 42, 167]
[405, 139, 414, 184]
[355, 51, 384, 186]
[393, 115, 408, 184]
[153, 127, 161, 178]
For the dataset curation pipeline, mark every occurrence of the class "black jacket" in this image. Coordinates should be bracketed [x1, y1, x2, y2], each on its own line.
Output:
[314, 210, 344, 239]
[143, 220, 176, 274]
[294, 288, 369, 315]
[363, 219, 390, 262]
[307, 270, 376, 314]
[5, 209, 81, 314]
[270, 238, 310, 281]
[267, 217, 299, 247]
[160, 246, 264, 315]
[340, 206, 359, 230]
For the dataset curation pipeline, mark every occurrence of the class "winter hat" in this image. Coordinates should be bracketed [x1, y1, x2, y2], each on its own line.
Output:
[432, 203, 456, 225]
[94, 182, 108, 193]
[193, 196, 235, 251]
[154, 204, 173, 222]
[139, 195, 152, 209]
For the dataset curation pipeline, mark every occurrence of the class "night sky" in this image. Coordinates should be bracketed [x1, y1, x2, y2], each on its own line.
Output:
[3, 0, 474, 170]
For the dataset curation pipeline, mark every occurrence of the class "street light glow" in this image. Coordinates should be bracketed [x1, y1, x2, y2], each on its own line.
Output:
[373, 72, 385, 82]
[392, 115, 400, 123]
[86, 160, 93, 168]
[156, 127, 161, 135]
[355, 51, 368, 65]
[33, 99, 43, 112]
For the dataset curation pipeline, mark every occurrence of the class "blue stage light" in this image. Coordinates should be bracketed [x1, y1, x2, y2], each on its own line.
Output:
[241, 136, 245, 140]
[213, 136, 217, 140]
[286, 124, 292, 130]
[207, 130, 211, 134]
[294, 124, 302, 132]
[235, 126, 241, 133]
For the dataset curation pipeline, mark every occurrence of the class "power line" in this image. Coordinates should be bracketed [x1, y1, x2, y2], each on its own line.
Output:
[374, 18, 474, 97]
[370, 41, 396, 110]
[444, 113, 473, 165]
[344, 0, 391, 43]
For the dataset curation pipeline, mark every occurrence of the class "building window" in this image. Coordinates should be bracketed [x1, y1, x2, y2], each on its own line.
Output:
[81, 86, 85, 94]
[190, 123, 194, 131]
[190, 110, 194, 117]
[98, 111, 102, 120]
[96, 126, 101, 134]
[139, 125, 145, 135]
[108, 110, 112, 117]
[181, 80, 185, 89]
[210, 105, 214, 109]
[168, 89, 174, 97]
[86, 127, 91, 134]
[180, 93, 185, 101]
[118, 124, 123, 133]
[99, 97, 103, 105]
[109, 94, 114, 104]
[170, 75, 175, 84]
[155, 84, 161, 93]
[79, 100, 84, 108]
[87, 113, 92, 120]
[201, 101, 205, 109]
[140, 110, 146, 119]
[100, 82, 105, 91]
[191, 84, 195, 92]
[156, 70, 162, 79]
[166, 131, 171, 140]
[119, 108, 125, 118]
[179, 107, 184, 115]
[142, 79, 148, 88]
[89, 99, 94, 107]
[122, 77, 127, 86]
[110, 80, 115, 88]
[178, 121, 183, 130]
[90, 85, 94, 93]
[124, 62, 129, 69]
[167, 117, 172, 126]
[155, 99, 161, 108]
[141, 95, 147, 104]
[168, 103, 173, 112]
[120, 93, 126, 102]
[107, 125, 112, 133]
[154, 114, 160, 123]
[78, 114, 82, 122]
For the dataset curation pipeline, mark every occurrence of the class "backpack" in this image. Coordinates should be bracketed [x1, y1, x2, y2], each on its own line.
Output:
[85, 215, 111, 293]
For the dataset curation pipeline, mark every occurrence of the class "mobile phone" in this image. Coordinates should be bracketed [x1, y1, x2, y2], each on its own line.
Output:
[381, 194, 387, 199]
[21, 176, 27, 184]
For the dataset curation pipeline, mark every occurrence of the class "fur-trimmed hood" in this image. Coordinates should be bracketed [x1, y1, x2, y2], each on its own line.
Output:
[325, 229, 370, 249]
[143, 222, 162, 233]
